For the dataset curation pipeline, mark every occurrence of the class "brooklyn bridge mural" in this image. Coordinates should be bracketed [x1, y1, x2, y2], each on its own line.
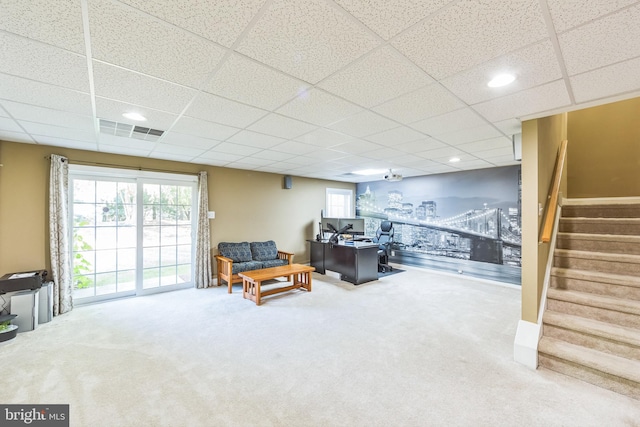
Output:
[356, 165, 521, 285]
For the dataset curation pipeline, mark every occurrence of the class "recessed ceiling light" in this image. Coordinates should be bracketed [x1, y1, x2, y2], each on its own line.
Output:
[353, 168, 387, 176]
[449, 157, 461, 163]
[487, 73, 516, 88]
[122, 112, 147, 121]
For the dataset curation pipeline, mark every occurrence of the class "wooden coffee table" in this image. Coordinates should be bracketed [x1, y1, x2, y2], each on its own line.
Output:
[239, 264, 315, 306]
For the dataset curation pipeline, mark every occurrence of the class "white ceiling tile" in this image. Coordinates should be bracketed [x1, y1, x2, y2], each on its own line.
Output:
[437, 124, 503, 146]
[88, 0, 225, 88]
[229, 157, 275, 167]
[410, 108, 487, 136]
[276, 89, 363, 126]
[0, 130, 35, 143]
[335, 0, 452, 40]
[473, 80, 571, 122]
[198, 157, 231, 167]
[35, 136, 98, 151]
[235, 0, 380, 83]
[247, 114, 317, 139]
[205, 54, 311, 111]
[547, 0, 637, 32]
[92, 62, 197, 114]
[227, 130, 286, 149]
[95, 98, 178, 132]
[2, 101, 95, 131]
[171, 117, 240, 141]
[364, 147, 405, 160]
[294, 128, 354, 147]
[301, 149, 350, 162]
[198, 151, 243, 163]
[328, 110, 398, 138]
[18, 121, 96, 143]
[0, 117, 23, 133]
[0, 74, 92, 115]
[150, 152, 196, 162]
[449, 159, 493, 170]
[441, 40, 563, 105]
[0, 0, 85, 53]
[456, 137, 512, 154]
[271, 140, 318, 156]
[210, 142, 262, 156]
[395, 138, 447, 153]
[365, 126, 426, 146]
[472, 146, 515, 159]
[373, 83, 465, 124]
[420, 164, 459, 174]
[488, 156, 521, 166]
[391, 0, 548, 79]
[417, 146, 464, 160]
[318, 46, 434, 107]
[559, 4, 640, 75]
[185, 92, 267, 129]
[98, 144, 151, 157]
[571, 56, 640, 103]
[152, 144, 205, 157]
[98, 134, 154, 151]
[411, 108, 486, 136]
[225, 161, 262, 170]
[253, 150, 297, 162]
[118, 0, 267, 48]
[492, 118, 522, 135]
[160, 132, 222, 150]
[330, 139, 382, 155]
[0, 32, 89, 92]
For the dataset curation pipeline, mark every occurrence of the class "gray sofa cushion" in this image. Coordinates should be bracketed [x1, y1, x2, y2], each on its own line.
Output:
[261, 259, 289, 269]
[218, 242, 252, 262]
[231, 261, 264, 274]
[250, 240, 278, 261]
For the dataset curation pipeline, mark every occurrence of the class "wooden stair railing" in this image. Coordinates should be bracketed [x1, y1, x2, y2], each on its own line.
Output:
[540, 139, 568, 243]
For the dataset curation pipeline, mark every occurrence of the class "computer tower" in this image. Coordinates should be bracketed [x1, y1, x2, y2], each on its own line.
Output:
[10, 289, 39, 332]
[39, 281, 53, 324]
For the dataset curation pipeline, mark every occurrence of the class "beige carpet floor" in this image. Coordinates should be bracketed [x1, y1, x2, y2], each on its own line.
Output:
[2, 265, 639, 427]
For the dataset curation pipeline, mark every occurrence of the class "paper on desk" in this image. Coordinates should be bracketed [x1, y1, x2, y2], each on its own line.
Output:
[9, 272, 37, 279]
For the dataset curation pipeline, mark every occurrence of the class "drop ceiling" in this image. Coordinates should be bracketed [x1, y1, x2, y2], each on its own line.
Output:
[1, 0, 639, 182]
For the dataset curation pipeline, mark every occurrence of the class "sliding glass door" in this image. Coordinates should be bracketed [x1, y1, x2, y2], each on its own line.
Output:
[70, 167, 196, 303]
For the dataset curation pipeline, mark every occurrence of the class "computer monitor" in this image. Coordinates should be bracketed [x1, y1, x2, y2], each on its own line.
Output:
[338, 218, 365, 235]
[321, 217, 340, 233]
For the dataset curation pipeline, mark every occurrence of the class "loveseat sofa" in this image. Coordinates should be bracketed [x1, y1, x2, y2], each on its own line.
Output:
[215, 240, 294, 293]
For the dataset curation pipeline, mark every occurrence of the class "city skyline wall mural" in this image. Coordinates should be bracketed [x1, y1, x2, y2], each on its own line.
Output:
[356, 165, 521, 285]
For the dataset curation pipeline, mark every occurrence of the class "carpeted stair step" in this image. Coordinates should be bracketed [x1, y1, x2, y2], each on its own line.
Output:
[556, 232, 640, 255]
[538, 336, 640, 400]
[542, 311, 640, 361]
[554, 249, 640, 276]
[562, 203, 640, 218]
[551, 267, 640, 301]
[558, 217, 640, 235]
[546, 288, 640, 328]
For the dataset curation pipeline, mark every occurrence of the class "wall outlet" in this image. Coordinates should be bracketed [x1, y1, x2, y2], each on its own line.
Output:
[207, 211, 215, 219]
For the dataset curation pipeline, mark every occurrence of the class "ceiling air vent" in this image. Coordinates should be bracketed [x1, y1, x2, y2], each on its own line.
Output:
[99, 119, 164, 142]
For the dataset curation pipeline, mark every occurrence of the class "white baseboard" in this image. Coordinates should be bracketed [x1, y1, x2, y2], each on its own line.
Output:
[514, 320, 541, 369]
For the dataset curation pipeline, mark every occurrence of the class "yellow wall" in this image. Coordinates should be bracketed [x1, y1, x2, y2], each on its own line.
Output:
[567, 97, 640, 198]
[0, 141, 354, 276]
[520, 113, 567, 322]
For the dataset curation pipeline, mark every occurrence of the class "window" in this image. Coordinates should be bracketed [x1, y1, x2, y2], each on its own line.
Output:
[69, 165, 197, 303]
[326, 188, 353, 218]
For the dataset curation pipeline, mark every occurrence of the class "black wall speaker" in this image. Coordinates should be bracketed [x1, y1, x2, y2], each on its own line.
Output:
[283, 175, 292, 189]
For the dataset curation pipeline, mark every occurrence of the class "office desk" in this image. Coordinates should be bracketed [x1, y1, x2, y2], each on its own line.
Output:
[308, 240, 378, 285]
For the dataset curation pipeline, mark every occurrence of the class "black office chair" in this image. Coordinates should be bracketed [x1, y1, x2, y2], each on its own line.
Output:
[374, 220, 394, 273]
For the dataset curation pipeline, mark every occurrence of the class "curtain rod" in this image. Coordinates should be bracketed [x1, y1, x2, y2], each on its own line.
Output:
[44, 156, 200, 176]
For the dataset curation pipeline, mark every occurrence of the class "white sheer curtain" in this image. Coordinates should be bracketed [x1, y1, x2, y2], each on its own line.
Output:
[195, 171, 212, 288]
[49, 154, 73, 315]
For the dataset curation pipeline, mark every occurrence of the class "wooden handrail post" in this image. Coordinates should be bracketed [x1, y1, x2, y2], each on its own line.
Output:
[539, 139, 568, 243]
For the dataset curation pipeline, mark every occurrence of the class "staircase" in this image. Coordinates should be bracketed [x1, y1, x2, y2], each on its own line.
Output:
[538, 199, 640, 400]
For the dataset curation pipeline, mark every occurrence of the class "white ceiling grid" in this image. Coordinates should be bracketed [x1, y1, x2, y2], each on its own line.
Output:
[0, 0, 639, 182]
